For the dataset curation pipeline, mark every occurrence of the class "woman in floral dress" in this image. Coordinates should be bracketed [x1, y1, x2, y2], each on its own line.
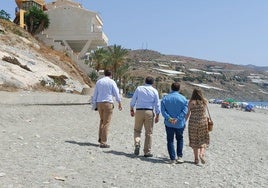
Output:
[186, 88, 210, 165]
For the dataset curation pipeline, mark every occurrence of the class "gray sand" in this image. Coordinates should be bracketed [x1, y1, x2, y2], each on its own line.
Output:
[0, 91, 267, 187]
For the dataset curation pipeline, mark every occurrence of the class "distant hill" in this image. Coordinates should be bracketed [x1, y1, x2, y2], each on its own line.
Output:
[244, 64, 268, 71]
[125, 49, 268, 101]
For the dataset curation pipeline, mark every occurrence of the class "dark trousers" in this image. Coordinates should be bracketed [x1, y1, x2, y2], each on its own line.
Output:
[165, 126, 184, 160]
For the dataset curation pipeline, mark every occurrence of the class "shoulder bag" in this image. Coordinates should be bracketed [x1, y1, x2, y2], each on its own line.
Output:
[206, 105, 213, 132]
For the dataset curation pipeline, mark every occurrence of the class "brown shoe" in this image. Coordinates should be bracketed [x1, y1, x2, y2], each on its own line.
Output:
[144, 153, 153, 157]
[100, 144, 110, 148]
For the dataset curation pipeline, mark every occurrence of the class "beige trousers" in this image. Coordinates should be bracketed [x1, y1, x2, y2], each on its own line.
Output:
[134, 110, 154, 155]
[97, 102, 114, 144]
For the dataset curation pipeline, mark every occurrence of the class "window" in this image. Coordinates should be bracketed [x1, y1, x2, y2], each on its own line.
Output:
[22, 0, 42, 11]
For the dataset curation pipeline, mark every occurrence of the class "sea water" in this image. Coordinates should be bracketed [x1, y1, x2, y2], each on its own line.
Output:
[247, 101, 268, 110]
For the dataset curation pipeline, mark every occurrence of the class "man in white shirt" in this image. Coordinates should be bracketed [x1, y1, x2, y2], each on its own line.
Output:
[92, 70, 122, 148]
[130, 76, 160, 157]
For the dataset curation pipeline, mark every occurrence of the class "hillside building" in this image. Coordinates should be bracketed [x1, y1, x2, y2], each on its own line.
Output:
[43, 0, 108, 59]
[13, 0, 108, 74]
[14, 0, 47, 28]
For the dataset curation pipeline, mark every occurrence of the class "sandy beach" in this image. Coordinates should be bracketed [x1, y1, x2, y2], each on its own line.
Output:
[0, 91, 267, 188]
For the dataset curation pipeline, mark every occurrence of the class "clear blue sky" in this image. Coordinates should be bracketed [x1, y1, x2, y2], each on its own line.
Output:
[1, 0, 268, 66]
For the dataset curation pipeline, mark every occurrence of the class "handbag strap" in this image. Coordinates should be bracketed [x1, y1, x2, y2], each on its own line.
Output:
[206, 105, 212, 120]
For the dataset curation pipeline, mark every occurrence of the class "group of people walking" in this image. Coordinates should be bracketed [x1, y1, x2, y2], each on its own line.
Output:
[92, 70, 210, 165]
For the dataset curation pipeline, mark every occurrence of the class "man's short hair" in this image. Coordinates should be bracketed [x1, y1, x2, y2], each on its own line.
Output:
[145, 76, 154, 85]
[104, 70, 112, 77]
[171, 82, 180, 91]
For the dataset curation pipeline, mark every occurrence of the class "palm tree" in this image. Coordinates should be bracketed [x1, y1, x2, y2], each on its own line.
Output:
[91, 48, 108, 72]
[102, 59, 112, 71]
[25, 6, 49, 35]
[117, 63, 130, 92]
[107, 45, 128, 81]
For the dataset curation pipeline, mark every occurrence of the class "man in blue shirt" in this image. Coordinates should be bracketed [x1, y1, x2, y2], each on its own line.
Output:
[92, 70, 122, 148]
[130, 76, 160, 157]
[161, 82, 188, 164]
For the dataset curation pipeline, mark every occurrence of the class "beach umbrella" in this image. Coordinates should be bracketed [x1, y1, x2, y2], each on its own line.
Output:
[245, 104, 254, 111]
[224, 98, 236, 103]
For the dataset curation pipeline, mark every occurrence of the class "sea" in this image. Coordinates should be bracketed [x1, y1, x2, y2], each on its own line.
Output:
[246, 101, 268, 110]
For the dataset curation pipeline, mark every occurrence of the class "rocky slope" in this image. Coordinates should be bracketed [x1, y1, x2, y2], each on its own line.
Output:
[0, 19, 92, 93]
[126, 50, 268, 101]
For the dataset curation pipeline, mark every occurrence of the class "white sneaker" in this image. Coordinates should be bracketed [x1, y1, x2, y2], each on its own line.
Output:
[176, 157, 184, 164]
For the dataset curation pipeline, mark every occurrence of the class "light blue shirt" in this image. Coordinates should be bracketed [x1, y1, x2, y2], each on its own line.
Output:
[92, 76, 121, 106]
[161, 91, 188, 129]
[130, 84, 160, 114]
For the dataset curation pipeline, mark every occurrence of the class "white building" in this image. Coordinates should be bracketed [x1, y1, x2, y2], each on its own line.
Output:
[43, 0, 108, 59]
[153, 68, 185, 77]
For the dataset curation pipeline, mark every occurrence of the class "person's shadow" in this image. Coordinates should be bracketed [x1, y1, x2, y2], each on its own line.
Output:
[103, 150, 168, 164]
[65, 140, 99, 147]
[104, 150, 200, 165]
[65, 140, 196, 165]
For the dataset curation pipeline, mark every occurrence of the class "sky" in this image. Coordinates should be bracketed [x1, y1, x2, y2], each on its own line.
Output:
[1, 0, 268, 67]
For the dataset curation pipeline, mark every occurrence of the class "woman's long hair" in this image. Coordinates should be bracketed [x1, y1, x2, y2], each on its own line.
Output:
[190, 88, 207, 105]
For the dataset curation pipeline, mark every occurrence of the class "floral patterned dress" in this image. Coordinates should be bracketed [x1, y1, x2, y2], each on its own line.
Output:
[188, 102, 210, 148]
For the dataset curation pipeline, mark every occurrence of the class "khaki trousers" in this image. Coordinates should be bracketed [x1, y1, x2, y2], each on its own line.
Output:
[97, 102, 114, 144]
[134, 110, 154, 155]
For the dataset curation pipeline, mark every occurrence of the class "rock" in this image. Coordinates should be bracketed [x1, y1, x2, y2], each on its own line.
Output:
[54, 176, 66, 181]
[17, 136, 24, 140]
[81, 87, 93, 95]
